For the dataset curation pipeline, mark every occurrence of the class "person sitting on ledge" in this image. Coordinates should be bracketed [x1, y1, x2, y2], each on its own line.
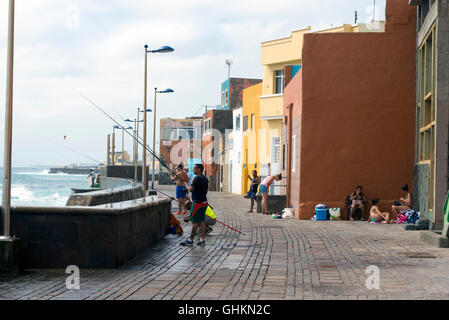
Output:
[349, 185, 366, 221]
[391, 184, 412, 221]
[368, 199, 391, 224]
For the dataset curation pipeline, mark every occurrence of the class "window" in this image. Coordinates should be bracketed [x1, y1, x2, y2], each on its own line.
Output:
[282, 145, 286, 171]
[161, 127, 194, 140]
[225, 89, 229, 107]
[251, 114, 255, 131]
[417, 25, 436, 210]
[243, 116, 249, 131]
[221, 91, 225, 108]
[235, 115, 241, 130]
[275, 70, 284, 94]
[292, 135, 296, 172]
[204, 119, 211, 134]
[271, 137, 280, 164]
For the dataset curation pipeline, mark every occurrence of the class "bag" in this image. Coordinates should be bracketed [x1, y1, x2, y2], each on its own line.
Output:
[329, 208, 341, 220]
[282, 208, 294, 219]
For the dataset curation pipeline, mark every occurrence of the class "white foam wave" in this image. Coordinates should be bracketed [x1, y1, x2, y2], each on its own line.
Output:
[11, 185, 35, 202]
[15, 169, 50, 176]
[5, 185, 69, 206]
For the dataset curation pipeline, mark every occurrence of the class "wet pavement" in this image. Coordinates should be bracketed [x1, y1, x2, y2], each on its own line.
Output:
[1, 185, 449, 300]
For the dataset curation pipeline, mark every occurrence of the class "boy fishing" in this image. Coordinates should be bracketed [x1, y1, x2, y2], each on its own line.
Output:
[170, 164, 189, 215]
[180, 163, 209, 246]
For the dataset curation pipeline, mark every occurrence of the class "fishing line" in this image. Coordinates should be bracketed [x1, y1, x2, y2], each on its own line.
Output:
[74, 90, 183, 180]
[76, 91, 244, 235]
[50, 140, 102, 164]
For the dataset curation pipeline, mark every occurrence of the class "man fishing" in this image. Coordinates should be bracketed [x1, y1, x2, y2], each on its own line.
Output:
[180, 163, 209, 247]
[170, 164, 189, 215]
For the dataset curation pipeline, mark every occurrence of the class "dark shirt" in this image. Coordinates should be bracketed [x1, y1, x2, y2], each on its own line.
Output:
[250, 177, 259, 193]
[191, 175, 209, 203]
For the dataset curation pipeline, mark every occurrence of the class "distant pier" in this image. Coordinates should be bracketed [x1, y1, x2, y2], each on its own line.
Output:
[49, 166, 100, 175]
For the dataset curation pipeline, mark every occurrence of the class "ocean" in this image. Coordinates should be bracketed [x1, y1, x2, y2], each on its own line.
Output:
[0, 167, 89, 207]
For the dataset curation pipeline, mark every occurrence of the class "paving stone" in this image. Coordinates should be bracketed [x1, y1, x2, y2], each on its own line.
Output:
[1, 185, 449, 300]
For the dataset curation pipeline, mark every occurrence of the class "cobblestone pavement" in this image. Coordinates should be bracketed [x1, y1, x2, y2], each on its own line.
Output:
[1, 186, 449, 300]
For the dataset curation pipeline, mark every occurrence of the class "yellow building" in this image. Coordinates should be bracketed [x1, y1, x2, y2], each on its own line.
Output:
[241, 83, 263, 194]
[258, 22, 385, 188]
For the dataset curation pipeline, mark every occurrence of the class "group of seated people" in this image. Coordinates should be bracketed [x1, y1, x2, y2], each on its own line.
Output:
[347, 184, 412, 224]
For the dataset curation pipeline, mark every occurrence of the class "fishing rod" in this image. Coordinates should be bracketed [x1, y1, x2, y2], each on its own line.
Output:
[75, 90, 184, 181]
[76, 91, 246, 235]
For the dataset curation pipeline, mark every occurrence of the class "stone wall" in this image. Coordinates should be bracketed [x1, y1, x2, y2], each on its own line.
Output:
[9, 196, 172, 269]
[66, 181, 143, 206]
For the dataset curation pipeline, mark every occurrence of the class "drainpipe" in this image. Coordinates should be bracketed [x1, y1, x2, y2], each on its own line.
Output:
[286, 104, 293, 208]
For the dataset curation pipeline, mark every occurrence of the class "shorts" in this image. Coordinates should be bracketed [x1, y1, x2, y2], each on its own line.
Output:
[176, 186, 188, 199]
[259, 184, 268, 195]
[190, 202, 208, 224]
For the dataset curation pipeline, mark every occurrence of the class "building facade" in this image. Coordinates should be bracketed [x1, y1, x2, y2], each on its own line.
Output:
[242, 83, 263, 195]
[282, 0, 417, 219]
[259, 23, 385, 196]
[159, 117, 202, 171]
[409, 0, 449, 232]
[219, 78, 263, 110]
[229, 107, 243, 195]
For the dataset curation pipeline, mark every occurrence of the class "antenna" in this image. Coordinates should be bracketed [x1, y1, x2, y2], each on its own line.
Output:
[355, 11, 358, 24]
[225, 59, 232, 80]
[373, 0, 376, 22]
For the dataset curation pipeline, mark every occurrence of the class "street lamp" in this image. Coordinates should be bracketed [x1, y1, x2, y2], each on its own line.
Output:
[1, 0, 15, 240]
[125, 118, 143, 183]
[112, 125, 120, 165]
[119, 125, 133, 165]
[143, 44, 174, 196]
[152, 87, 175, 190]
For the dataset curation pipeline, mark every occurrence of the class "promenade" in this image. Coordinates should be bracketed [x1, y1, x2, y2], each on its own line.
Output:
[1, 185, 449, 300]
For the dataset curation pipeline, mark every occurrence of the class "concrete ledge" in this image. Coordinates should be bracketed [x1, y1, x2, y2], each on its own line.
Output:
[0, 238, 22, 274]
[420, 230, 449, 248]
[66, 179, 143, 206]
[7, 196, 172, 269]
[256, 195, 287, 213]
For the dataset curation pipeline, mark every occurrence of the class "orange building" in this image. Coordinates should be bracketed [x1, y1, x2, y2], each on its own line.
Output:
[282, 0, 417, 219]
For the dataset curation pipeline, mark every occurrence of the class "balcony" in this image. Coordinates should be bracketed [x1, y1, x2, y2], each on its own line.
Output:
[260, 94, 284, 120]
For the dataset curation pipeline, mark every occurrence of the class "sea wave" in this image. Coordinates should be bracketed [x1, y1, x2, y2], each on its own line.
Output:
[15, 169, 50, 176]
[4, 185, 69, 206]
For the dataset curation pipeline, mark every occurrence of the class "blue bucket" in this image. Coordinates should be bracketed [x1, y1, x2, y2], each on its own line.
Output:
[315, 204, 329, 221]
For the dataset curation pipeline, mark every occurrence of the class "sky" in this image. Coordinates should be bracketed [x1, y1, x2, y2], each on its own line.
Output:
[0, 0, 386, 167]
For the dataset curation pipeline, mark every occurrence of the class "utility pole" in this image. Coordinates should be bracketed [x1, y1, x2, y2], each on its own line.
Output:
[1, 0, 15, 239]
[107, 134, 111, 166]
[225, 59, 232, 109]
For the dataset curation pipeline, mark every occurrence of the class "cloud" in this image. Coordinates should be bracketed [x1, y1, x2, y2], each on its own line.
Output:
[0, 0, 386, 166]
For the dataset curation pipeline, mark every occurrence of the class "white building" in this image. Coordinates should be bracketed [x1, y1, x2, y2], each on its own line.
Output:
[229, 108, 243, 195]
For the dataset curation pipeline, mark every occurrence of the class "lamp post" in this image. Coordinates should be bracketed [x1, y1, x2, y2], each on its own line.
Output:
[152, 88, 174, 190]
[143, 44, 174, 194]
[139, 108, 152, 194]
[1, 0, 15, 239]
[125, 118, 143, 183]
[121, 125, 132, 165]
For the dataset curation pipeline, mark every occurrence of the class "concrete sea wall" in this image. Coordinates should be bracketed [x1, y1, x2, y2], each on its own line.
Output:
[9, 196, 172, 269]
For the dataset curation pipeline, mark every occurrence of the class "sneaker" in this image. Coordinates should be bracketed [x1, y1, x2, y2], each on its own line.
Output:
[205, 226, 213, 235]
[180, 239, 193, 246]
[197, 239, 205, 246]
